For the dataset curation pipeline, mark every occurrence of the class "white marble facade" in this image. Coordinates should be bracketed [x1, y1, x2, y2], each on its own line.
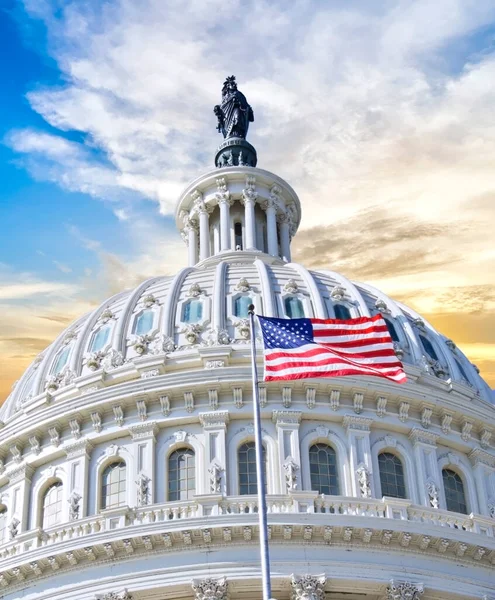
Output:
[0, 162, 494, 600]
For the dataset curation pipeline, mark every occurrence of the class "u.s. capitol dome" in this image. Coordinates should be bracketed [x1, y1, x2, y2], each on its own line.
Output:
[0, 78, 494, 600]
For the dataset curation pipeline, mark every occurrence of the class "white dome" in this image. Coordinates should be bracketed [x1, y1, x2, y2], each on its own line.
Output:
[3, 248, 492, 424]
[0, 97, 494, 600]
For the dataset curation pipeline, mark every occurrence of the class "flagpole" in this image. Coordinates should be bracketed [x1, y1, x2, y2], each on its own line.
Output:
[248, 304, 273, 600]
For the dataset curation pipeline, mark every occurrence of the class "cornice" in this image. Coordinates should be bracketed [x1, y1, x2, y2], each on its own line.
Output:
[409, 428, 440, 446]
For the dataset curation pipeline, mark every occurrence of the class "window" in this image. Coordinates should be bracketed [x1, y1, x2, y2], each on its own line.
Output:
[442, 468, 467, 514]
[183, 299, 203, 323]
[0, 507, 7, 543]
[309, 443, 339, 495]
[419, 334, 439, 362]
[168, 448, 195, 501]
[133, 309, 154, 335]
[52, 346, 70, 375]
[378, 452, 406, 499]
[90, 325, 111, 352]
[238, 442, 266, 495]
[234, 222, 243, 250]
[384, 319, 400, 343]
[334, 304, 351, 320]
[42, 481, 63, 528]
[101, 461, 126, 509]
[284, 296, 305, 319]
[234, 296, 252, 318]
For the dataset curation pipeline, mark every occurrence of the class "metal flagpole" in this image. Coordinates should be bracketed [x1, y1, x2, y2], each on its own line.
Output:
[248, 304, 273, 600]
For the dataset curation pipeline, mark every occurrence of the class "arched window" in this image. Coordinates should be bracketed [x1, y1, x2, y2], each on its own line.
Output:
[384, 319, 400, 343]
[133, 309, 154, 335]
[183, 299, 203, 323]
[334, 304, 351, 320]
[419, 334, 439, 362]
[168, 448, 195, 501]
[238, 442, 266, 495]
[42, 481, 63, 528]
[90, 325, 111, 352]
[378, 452, 406, 499]
[309, 443, 339, 495]
[234, 222, 243, 250]
[284, 297, 305, 319]
[234, 296, 252, 318]
[442, 468, 467, 514]
[0, 506, 7, 543]
[101, 461, 127, 509]
[52, 346, 70, 375]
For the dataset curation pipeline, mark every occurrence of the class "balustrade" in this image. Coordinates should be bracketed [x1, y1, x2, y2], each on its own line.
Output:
[0, 495, 493, 560]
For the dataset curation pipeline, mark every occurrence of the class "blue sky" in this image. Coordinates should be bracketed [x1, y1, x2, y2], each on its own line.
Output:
[1, 0, 495, 400]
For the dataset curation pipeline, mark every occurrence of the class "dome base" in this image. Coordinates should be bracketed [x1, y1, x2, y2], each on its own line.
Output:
[215, 138, 257, 168]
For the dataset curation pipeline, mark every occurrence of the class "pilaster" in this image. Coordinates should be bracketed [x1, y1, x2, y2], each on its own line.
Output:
[64, 439, 93, 519]
[128, 422, 158, 506]
[199, 411, 230, 495]
[409, 428, 440, 507]
[343, 415, 374, 497]
[272, 410, 302, 493]
[6, 463, 34, 534]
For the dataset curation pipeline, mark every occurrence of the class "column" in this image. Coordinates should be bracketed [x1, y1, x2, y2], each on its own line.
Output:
[279, 214, 291, 261]
[199, 411, 230, 497]
[409, 429, 440, 507]
[186, 223, 199, 266]
[198, 207, 210, 261]
[128, 422, 158, 507]
[272, 410, 302, 493]
[218, 199, 232, 251]
[242, 176, 257, 250]
[469, 449, 494, 516]
[64, 440, 93, 520]
[343, 416, 374, 497]
[7, 464, 34, 534]
[264, 200, 278, 256]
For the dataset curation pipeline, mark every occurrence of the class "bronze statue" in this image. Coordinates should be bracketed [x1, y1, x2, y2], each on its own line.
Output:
[214, 76, 254, 139]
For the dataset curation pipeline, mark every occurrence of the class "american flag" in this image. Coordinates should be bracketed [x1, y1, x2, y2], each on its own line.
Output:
[258, 314, 406, 384]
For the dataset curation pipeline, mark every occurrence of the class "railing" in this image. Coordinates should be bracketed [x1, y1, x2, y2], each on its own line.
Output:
[0, 494, 493, 559]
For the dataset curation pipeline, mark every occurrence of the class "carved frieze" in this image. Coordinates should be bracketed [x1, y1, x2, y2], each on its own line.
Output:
[291, 574, 326, 600]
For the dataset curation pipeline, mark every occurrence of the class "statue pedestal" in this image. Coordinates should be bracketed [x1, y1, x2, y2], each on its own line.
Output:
[214, 138, 257, 168]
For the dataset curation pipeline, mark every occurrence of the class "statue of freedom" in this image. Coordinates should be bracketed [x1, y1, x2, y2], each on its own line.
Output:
[214, 76, 254, 139]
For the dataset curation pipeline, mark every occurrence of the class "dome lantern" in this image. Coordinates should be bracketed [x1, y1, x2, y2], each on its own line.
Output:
[176, 76, 302, 266]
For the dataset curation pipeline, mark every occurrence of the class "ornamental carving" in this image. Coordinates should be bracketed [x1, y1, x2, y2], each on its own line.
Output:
[181, 324, 203, 345]
[208, 461, 223, 493]
[68, 491, 81, 520]
[356, 464, 372, 498]
[235, 277, 250, 292]
[9, 517, 20, 539]
[241, 175, 257, 203]
[283, 457, 299, 491]
[187, 282, 203, 298]
[149, 334, 176, 354]
[136, 473, 151, 506]
[132, 334, 153, 355]
[233, 319, 250, 340]
[101, 349, 125, 371]
[45, 367, 76, 393]
[386, 580, 424, 600]
[142, 293, 158, 307]
[375, 298, 391, 314]
[192, 576, 228, 600]
[284, 279, 299, 294]
[96, 591, 133, 600]
[291, 574, 326, 600]
[330, 285, 346, 301]
[205, 327, 230, 346]
[86, 351, 105, 371]
[98, 309, 115, 324]
[425, 480, 439, 509]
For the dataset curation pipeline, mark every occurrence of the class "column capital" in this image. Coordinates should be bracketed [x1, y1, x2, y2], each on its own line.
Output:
[272, 410, 302, 427]
[192, 577, 228, 600]
[199, 410, 230, 430]
[215, 177, 232, 205]
[241, 175, 258, 204]
[7, 463, 34, 484]
[128, 421, 159, 441]
[64, 439, 93, 460]
[342, 415, 373, 432]
[409, 428, 439, 447]
[291, 574, 326, 600]
[469, 448, 495, 468]
[386, 580, 424, 600]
